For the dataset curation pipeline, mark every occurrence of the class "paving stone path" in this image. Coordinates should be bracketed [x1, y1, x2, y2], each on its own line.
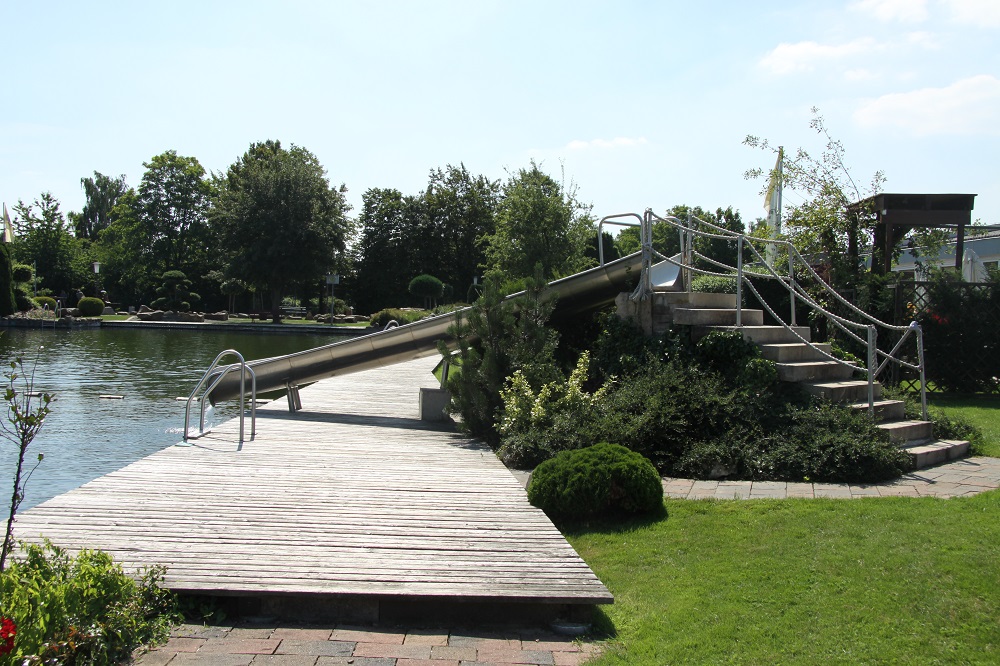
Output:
[663, 456, 1000, 500]
[135, 623, 601, 666]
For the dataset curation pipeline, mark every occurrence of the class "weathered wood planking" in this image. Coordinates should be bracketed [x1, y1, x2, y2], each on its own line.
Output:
[13, 356, 612, 604]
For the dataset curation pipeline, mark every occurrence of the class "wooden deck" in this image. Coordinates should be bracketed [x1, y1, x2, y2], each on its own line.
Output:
[13, 356, 611, 617]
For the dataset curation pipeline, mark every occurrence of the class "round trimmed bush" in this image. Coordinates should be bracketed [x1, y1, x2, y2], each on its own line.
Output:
[77, 296, 105, 317]
[527, 443, 663, 521]
[34, 296, 57, 311]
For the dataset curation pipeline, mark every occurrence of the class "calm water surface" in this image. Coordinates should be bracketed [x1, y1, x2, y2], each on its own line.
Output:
[0, 327, 341, 511]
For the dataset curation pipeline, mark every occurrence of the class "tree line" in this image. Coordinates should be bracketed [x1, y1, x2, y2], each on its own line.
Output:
[6, 141, 746, 322]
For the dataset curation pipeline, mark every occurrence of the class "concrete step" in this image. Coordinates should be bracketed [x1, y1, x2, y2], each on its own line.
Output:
[655, 292, 737, 309]
[901, 439, 970, 469]
[878, 419, 934, 443]
[758, 342, 832, 363]
[693, 325, 812, 344]
[776, 361, 856, 382]
[673, 308, 764, 326]
[801, 380, 882, 402]
[849, 399, 907, 421]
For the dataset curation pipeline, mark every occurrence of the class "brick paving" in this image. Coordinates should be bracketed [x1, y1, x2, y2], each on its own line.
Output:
[135, 625, 601, 666]
[662, 456, 1000, 500]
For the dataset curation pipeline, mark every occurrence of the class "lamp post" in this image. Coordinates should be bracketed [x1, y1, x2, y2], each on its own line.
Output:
[325, 273, 340, 324]
[92, 261, 101, 297]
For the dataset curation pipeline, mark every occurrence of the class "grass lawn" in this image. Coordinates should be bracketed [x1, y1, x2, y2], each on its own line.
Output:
[927, 393, 1000, 458]
[570, 492, 1000, 665]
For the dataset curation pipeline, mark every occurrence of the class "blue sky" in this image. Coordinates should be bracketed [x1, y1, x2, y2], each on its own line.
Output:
[3, 0, 999, 230]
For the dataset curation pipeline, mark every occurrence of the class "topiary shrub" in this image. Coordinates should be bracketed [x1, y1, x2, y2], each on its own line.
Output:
[11, 263, 33, 284]
[409, 274, 445, 308]
[34, 296, 57, 311]
[14, 286, 36, 312]
[151, 270, 200, 312]
[77, 296, 105, 317]
[527, 443, 663, 521]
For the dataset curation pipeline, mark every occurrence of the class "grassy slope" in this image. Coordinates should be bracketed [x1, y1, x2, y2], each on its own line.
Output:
[570, 493, 1000, 665]
[927, 394, 1000, 458]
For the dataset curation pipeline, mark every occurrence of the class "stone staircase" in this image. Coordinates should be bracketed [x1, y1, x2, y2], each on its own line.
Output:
[653, 291, 969, 470]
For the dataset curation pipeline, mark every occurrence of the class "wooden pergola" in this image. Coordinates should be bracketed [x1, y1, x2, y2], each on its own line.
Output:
[853, 193, 977, 275]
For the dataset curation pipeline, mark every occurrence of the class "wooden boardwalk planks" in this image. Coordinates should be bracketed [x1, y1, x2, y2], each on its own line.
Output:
[13, 356, 612, 605]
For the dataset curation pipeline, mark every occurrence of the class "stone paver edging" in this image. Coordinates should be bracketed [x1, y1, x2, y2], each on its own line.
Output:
[663, 456, 1000, 500]
[136, 623, 602, 666]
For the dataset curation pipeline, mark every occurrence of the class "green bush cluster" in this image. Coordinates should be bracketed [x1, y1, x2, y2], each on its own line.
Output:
[77, 296, 105, 317]
[33, 296, 57, 311]
[494, 323, 910, 482]
[690, 275, 738, 293]
[0, 541, 179, 664]
[369, 308, 427, 327]
[527, 443, 663, 521]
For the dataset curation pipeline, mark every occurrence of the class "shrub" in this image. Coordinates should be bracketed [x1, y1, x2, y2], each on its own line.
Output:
[527, 443, 663, 521]
[408, 274, 445, 308]
[442, 273, 561, 447]
[0, 541, 179, 664]
[33, 296, 56, 311]
[10, 264, 32, 284]
[369, 308, 426, 328]
[691, 275, 738, 293]
[150, 270, 200, 312]
[497, 352, 607, 468]
[77, 296, 105, 317]
[13, 286, 36, 312]
[695, 330, 760, 374]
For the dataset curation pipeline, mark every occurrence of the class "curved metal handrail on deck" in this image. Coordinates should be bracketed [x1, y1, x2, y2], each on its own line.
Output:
[182, 349, 257, 445]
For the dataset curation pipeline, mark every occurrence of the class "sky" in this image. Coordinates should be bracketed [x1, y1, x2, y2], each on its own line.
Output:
[2, 0, 999, 231]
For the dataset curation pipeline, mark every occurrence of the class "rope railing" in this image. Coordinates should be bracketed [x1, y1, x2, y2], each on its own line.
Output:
[597, 209, 928, 419]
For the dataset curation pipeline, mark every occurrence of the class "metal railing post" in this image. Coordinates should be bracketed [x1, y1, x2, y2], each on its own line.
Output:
[736, 235, 744, 327]
[913, 321, 928, 421]
[789, 258, 797, 327]
[867, 325, 877, 414]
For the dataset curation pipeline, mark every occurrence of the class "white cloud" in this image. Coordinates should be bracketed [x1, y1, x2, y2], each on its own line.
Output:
[941, 0, 1000, 27]
[850, 0, 929, 22]
[845, 68, 878, 82]
[759, 38, 879, 75]
[565, 137, 648, 150]
[905, 31, 941, 49]
[854, 74, 1000, 135]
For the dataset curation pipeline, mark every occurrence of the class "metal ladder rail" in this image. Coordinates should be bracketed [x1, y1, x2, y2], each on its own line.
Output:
[182, 349, 257, 445]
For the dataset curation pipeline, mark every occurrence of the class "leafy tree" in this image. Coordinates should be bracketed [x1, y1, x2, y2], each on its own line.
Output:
[93, 189, 156, 307]
[481, 162, 594, 281]
[745, 108, 885, 292]
[440, 269, 561, 447]
[135, 151, 215, 287]
[352, 165, 498, 313]
[150, 270, 200, 312]
[10, 193, 87, 296]
[69, 172, 129, 240]
[408, 274, 444, 308]
[214, 140, 352, 323]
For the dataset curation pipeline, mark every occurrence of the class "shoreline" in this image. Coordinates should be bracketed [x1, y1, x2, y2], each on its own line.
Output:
[1, 316, 375, 337]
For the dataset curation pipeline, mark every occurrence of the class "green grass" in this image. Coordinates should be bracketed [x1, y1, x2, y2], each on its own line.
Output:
[569, 493, 1000, 665]
[927, 394, 1000, 457]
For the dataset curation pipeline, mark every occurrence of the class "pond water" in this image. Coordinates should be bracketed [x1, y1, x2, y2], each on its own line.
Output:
[0, 327, 343, 511]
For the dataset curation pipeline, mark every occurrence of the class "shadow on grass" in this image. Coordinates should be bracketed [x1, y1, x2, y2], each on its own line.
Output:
[555, 503, 669, 538]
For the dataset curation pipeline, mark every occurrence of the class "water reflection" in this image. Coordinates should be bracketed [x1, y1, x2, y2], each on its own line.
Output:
[0, 327, 338, 510]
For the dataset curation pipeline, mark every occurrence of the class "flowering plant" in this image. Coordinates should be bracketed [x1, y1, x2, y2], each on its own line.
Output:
[0, 616, 15, 654]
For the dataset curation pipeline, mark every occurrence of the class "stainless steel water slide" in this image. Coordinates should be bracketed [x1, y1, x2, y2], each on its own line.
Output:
[208, 252, 644, 405]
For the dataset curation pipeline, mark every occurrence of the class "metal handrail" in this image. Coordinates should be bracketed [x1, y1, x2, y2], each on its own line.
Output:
[604, 209, 928, 419]
[182, 349, 257, 445]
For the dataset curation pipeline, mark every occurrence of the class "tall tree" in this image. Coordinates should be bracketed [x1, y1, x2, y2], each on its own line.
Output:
[11, 193, 86, 297]
[94, 189, 157, 306]
[69, 172, 129, 240]
[745, 108, 885, 291]
[136, 151, 214, 277]
[481, 162, 593, 282]
[215, 140, 352, 323]
[352, 188, 414, 313]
